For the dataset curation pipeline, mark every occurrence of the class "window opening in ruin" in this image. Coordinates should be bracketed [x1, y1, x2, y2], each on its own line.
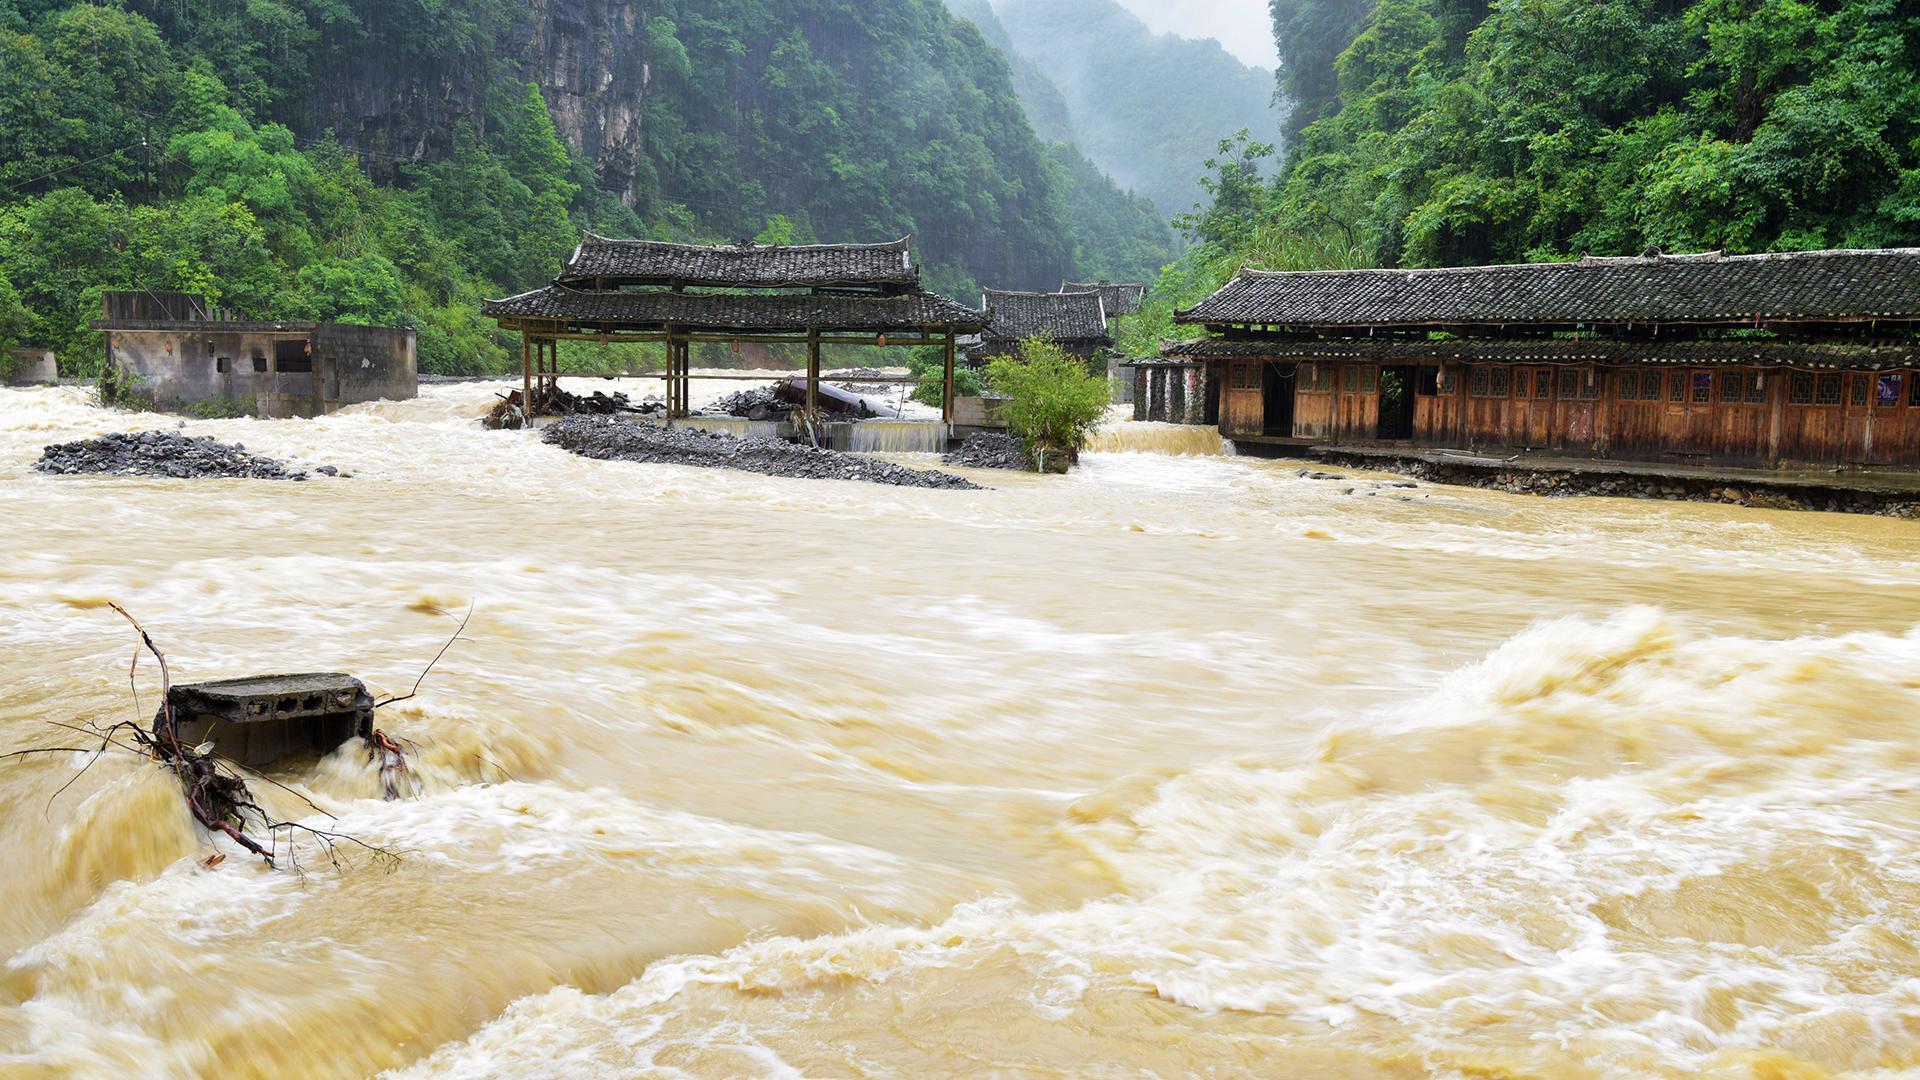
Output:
[275, 338, 312, 374]
[252, 354, 267, 373]
[216, 357, 230, 374]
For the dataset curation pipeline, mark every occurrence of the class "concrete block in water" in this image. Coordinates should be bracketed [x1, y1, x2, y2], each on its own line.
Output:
[159, 673, 373, 767]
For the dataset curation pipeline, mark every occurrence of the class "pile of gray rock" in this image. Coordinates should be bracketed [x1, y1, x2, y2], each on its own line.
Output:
[544, 416, 981, 489]
[36, 430, 321, 480]
[942, 432, 1028, 471]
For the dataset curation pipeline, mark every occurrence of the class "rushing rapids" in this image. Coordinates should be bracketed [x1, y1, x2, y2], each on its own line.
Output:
[2, 379, 1920, 1078]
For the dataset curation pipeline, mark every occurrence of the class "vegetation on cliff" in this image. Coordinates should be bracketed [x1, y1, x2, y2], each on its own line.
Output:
[1265, 0, 1920, 267]
[0, 0, 1173, 375]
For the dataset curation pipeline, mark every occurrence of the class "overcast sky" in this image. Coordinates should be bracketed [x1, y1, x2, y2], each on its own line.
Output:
[1111, 0, 1278, 69]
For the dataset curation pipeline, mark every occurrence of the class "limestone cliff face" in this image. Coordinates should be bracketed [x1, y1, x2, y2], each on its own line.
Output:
[304, 0, 652, 201]
[518, 0, 651, 202]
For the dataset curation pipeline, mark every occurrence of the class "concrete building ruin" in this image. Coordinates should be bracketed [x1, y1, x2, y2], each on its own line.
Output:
[93, 292, 417, 418]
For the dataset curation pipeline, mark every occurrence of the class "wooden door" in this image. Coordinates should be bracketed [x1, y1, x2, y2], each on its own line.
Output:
[1843, 371, 1873, 462]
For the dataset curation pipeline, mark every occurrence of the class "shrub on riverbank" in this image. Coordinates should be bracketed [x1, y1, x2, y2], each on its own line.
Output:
[985, 338, 1111, 472]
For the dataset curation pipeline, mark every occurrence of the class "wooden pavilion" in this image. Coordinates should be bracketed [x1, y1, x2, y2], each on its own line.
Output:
[482, 236, 988, 423]
[1168, 248, 1920, 469]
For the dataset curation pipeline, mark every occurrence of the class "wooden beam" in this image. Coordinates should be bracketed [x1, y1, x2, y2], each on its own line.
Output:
[943, 329, 956, 425]
[806, 329, 821, 421]
[521, 331, 532, 424]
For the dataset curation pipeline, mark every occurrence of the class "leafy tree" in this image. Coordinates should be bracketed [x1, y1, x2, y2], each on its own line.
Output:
[288, 254, 402, 324]
[985, 337, 1112, 470]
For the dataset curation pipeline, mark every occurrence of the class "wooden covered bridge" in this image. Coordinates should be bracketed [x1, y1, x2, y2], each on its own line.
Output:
[482, 235, 987, 424]
[1165, 248, 1920, 469]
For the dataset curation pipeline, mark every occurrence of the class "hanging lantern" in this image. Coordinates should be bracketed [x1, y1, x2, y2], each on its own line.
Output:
[1755, 372, 1764, 390]
[876, 334, 889, 348]
[731, 339, 741, 354]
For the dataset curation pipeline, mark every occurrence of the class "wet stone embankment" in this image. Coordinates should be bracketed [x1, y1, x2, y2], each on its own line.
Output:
[1316, 452, 1920, 518]
[543, 415, 981, 489]
[35, 431, 324, 480]
[942, 433, 1028, 471]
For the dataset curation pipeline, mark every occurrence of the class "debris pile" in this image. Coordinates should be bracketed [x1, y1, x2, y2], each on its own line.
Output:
[483, 384, 663, 429]
[544, 415, 982, 489]
[36, 431, 316, 480]
[712, 385, 788, 420]
[943, 432, 1028, 471]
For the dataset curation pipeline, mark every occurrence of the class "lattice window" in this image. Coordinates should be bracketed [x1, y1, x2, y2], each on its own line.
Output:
[1470, 368, 1491, 397]
[1360, 366, 1378, 393]
[1745, 373, 1768, 404]
[1230, 363, 1258, 390]
[1534, 370, 1553, 399]
[1850, 374, 1870, 407]
[1691, 373, 1712, 404]
[1643, 372, 1664, 401]
[1579, 369, 1602, 400]
[1720, 371, 1744, 403]
[1789, 372, 1814, 405]
[1342, 365, 1360, 393]
[1490, 368, 1511, 397]
[1815, 373, 1843, 406]
[1436, 366, 1457, 394]
[1911, 370, 1920, 406]
[1558, 369, 1579, 399]
[1668, 373, 1687, 402]
[1618, 371, 1639, 400]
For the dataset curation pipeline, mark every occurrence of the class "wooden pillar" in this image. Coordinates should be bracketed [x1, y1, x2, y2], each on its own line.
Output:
[806, 329, 821, 419]
[665, 327, 683, 420]
[521, 330, 533, 422]
[942, 329, 956, 426]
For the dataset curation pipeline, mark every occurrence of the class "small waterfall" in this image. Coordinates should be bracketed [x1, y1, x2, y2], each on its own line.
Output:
[1086, 422, 1229, 457]
[676, 417, 782, 441]
[844, 421, 950, 453]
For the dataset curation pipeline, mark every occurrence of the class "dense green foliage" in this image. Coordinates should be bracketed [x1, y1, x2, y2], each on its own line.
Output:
[1266, 0, 1920, 267]
[0, 0, 1174, 376]
[1046, 144, 1176, 283]
[995, 0, 1282, 219]
[985, 337, 1112, 467]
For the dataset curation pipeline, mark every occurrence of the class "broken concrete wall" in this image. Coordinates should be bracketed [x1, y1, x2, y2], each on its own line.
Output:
[6, 348, 57, 385]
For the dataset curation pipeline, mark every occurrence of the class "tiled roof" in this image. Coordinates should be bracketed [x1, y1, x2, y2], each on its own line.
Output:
[482, 286, 986, 333]
[1178, 249, 1920, 329]
[982, 289, 1112, 342]
[558, 235, 918, 288]
[1159, 337, 1920, 371]
[1062, 281, 1147, 317]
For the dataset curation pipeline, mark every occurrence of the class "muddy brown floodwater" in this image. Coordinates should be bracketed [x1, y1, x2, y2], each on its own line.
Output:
[2, 379, 1920, 1079]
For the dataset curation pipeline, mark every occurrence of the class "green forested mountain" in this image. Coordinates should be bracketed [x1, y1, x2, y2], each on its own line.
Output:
[0, 0, 1171, 374]
[1267, 0, 1920, 268]
[995, 0, 1282, 219]
[945, 0, 1076, 145]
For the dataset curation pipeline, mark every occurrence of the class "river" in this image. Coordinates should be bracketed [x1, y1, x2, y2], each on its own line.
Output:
[2, 379, 1918, 1078]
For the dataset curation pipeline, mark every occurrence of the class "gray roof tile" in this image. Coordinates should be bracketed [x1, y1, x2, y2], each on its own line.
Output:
[559, 235, 918, 288]
[1179, 249, 1920, 328]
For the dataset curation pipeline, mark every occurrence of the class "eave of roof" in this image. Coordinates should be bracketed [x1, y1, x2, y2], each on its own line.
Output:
[482, 285, 987, 334]
[1159, 336, 1920, 370]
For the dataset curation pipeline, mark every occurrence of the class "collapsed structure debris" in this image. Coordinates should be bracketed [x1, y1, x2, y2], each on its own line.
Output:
[1, 606, 402, 872]
[943, 432, 1029, 471]
[168, 674, 374, 768]
[483, 382, 664, 430]
[36, 430, 321, 480]
[543, 414, 981, 489]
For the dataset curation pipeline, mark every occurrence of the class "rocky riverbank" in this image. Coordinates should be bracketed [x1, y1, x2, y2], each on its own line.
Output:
[543, 416, 981, 489]
[1316, 452, 1920, 518]
[36, 431, 323, 480]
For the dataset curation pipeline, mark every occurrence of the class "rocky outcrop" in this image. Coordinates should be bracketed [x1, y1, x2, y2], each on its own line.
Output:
[303, 0, 653, 200]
